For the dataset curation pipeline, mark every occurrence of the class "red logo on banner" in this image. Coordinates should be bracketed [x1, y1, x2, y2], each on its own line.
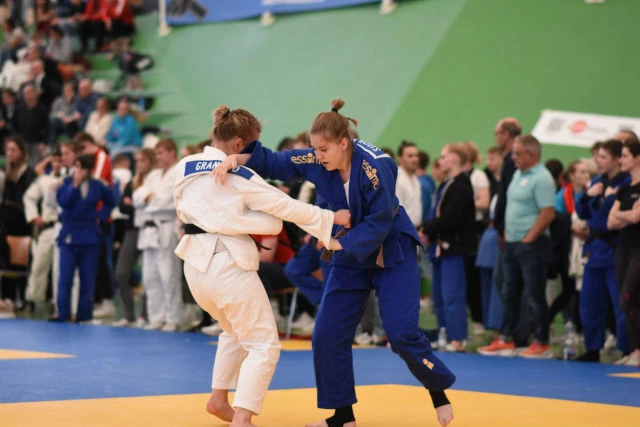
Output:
[570, 120, 588, 134]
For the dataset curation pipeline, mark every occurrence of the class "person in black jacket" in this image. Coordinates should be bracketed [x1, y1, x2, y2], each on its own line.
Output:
[13, 84, 49, 165]
[0, 136, 37, 309]
[421, 143, 477, 352]
[112, 148, 155, 327]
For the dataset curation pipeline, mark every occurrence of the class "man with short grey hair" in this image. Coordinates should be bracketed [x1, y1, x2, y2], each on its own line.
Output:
[479, 134, 556, 358]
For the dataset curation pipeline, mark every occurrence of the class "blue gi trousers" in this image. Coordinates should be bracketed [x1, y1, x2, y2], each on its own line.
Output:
[312, 234, 456, 409]
[580, 266, 629, 353]
[57, 243, 101, 322]
[284, 242, 326, 306]
[432, 255, 468, 341]
[479, 267, 503, 331]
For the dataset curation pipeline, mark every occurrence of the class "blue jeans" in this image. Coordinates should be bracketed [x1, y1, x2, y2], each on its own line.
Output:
[432, 255, 468, 341]
[502, 236, 551, 344]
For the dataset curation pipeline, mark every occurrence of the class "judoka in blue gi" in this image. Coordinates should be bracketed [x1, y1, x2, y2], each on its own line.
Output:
[575, 139, 630, 361]
[56, 154, 116, 322]
[213, 99, 455, 427]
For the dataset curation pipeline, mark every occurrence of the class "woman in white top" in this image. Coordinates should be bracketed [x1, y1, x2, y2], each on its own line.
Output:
[84, 97, 113, 145]
[459, 141, 490, 334]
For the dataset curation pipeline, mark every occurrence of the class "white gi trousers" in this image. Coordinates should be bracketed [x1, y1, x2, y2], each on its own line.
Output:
[25, 227, 56, 303]
[51, 224, 79, 315]
[142, 223, 182, 325]
[183, 241, 280, 415]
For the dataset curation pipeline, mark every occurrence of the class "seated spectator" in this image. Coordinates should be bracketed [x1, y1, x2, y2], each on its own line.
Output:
[105, 98, 141, 156]
[45, 25, 73, 64]
[79, 0, 107, 53]
[48, 82, 78, 144]
[0, 89, 18, 148]
[85, 97, 112, 144]
[0, 18, 26, 67]
[33, 0, 55, 35]
[72, 78, 97, 128]
[104, 0, 136, 41]
[22, 59, 60, 108]
[13, 83, 49, 165]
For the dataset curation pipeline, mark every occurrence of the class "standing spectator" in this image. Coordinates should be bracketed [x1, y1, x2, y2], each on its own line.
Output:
[421, 143, 477, 352]
[84, 97, 113, 144]
[55, 154, 116, 322]
[574, 140, 630, 362]
[72, 79, 98, 128]
[105, 98, 141, 156]
[48, 82, 78, 144]
[460, 141, 490, 334]
[548, 160, 590, 329]
[616, 130, 639, 144]
[13, 83, 49, 165]
[485, 146, 503, 200]
[112, 148, 155, 327]
[608, 140, 640, 366]
[480, 135, 556, 358]
[23, 148, 64, 307]
[395, 140, 422, 227]
[0, 137, 37, 310]
[133, 138, 182, 331]
[417, 150, 436, 222]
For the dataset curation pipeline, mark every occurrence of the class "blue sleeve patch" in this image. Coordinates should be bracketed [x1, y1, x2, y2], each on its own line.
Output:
[184, 160, 255, 180]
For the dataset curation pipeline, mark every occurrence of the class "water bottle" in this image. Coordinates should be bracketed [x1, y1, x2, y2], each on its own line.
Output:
[563, 322, 577, 360]
[437, 327, 447, 349]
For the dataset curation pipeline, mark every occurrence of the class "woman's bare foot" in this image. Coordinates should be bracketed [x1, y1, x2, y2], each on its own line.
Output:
[206, 389, 234, 422]
[305, 421, 356, 427]
[230, 407, 256, 427]
[436, 404, 454, 426]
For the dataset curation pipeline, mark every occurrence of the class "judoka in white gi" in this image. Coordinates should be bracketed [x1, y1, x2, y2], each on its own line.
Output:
[173, 106, 350, 427]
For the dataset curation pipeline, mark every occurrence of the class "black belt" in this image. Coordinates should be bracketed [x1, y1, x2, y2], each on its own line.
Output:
[184, 223, 270, 250]
[40, 222, 56, 231]
[586, 229, 617, 250]
[143, 220, 170, 228]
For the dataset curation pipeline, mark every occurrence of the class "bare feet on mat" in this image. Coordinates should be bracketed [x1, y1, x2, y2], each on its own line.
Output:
[436, 404, 454, 426]
[305, 421, 356, 427]
[229, 421, 256, 427]
[205, 389, 234, 422]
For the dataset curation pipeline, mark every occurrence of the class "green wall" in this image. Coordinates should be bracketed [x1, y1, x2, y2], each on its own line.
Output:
[137, 0, 640, 166]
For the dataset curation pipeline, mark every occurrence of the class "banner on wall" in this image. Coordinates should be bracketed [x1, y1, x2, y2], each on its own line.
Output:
[164, 0, 381, 25]
[531, 109, 640, 148]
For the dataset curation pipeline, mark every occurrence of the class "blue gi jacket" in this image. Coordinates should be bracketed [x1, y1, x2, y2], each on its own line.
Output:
[244, 140, 421, 269]
[575, 172, 630, 268]
[56, 177, 116, 246]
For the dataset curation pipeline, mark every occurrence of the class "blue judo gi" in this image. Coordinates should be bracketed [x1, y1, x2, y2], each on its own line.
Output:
[244, 140, 456, 409]
[575, 173, 630, 354]
[56, 178, 116, 321]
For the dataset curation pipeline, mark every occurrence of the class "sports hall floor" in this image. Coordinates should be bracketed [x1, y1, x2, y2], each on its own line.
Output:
[0, 319, 638, 426]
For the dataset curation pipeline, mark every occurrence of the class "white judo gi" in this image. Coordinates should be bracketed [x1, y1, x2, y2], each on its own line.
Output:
[134, 164, 183, 327]
[173, 146, 335, 415]
[23, 173, 61, 303]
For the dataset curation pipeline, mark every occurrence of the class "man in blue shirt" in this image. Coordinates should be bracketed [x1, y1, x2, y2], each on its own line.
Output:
[480, 135, 556, 358]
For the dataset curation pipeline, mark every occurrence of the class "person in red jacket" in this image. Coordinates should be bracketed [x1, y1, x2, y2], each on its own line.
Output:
[79, 0, 135, 53]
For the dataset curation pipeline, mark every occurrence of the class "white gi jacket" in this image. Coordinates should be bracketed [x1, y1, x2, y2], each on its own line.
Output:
[23, 173, 61, 224]
[134, 164, 180, 250]
[173, 146, 335, 273]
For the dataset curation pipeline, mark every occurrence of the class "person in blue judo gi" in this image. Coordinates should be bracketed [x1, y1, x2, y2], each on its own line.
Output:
[213, 99, 456, 427]
[574, 139, 630, 362]
[56, 153, 116, 322]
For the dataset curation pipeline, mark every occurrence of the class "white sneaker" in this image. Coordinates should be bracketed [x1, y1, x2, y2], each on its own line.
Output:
[93, 300, 116, 318]
[78, 319, 102, 325]
[354, 332, 373, 346]
[201, 323, 223, 336]
[291, 312, 315, 329]
[614, 353, 640, 366]
[135, 317, 147, 328]
[472, 322, 485, 335]
[112, 318, 131, 327]
[144, 321, 164, 331]
[161, 322, 178, 332]
[291, 320, 315, 337]
[260, 11, 275, 27]
[379, 0, 397, 15]
[603, 332, 617, 353]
